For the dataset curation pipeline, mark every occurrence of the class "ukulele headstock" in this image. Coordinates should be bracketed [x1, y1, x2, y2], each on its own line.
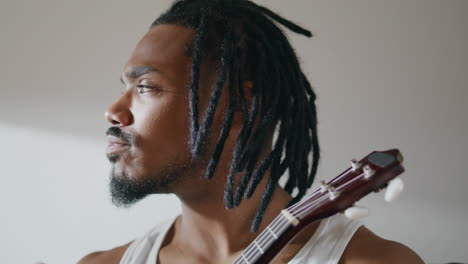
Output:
[288, 149, 405, 224]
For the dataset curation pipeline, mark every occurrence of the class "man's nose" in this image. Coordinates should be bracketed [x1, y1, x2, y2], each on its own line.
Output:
[104, 95, 133, 127]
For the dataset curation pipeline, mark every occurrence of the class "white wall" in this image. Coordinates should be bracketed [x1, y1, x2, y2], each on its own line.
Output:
[1, 0, 467, 263]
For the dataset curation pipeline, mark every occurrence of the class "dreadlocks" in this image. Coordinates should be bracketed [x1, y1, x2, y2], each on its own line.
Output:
[152, 0, 320, 232]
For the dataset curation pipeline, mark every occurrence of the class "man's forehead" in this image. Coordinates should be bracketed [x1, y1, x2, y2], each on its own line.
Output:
[122, 24, 194, 80]
[127, 25, 193, 65]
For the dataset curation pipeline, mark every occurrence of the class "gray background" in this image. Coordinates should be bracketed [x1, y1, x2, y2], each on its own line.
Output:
[1, 0, 467, 263]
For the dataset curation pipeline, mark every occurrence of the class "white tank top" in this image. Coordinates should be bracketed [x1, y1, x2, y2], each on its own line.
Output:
[120, 213, 362, 264]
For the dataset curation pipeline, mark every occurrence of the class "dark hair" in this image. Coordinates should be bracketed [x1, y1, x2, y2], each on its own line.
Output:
[152, 0, 320, 232]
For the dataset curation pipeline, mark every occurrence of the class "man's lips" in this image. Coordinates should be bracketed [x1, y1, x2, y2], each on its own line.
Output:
[106, 136, 130, 155]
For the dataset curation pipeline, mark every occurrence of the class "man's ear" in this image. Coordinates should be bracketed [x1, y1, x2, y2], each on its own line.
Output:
[235, 80, 254, 113]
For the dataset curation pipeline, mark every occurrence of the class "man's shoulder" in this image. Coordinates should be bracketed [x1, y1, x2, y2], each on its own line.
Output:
[339, 226, 424, 264]
[76, 241, 133, 264]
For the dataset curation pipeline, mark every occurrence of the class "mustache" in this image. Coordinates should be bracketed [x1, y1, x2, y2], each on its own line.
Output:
[106, 126, 135, 145]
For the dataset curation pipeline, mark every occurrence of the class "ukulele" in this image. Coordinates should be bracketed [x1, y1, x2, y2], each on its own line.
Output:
[232, 149, 405, 264]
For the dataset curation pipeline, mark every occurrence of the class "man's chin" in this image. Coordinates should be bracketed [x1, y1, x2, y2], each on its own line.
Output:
[108, 165, 182, 207]
[109, 172, 151, 208]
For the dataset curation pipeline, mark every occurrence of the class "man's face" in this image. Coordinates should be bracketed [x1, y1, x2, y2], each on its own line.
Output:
[104, 24, 218, 207]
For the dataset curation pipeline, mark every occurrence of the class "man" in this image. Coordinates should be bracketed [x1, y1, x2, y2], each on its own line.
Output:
[79, 0, 424, 263]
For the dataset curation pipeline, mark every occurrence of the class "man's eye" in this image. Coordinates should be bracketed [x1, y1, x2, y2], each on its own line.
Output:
[136, 84, 161, 94]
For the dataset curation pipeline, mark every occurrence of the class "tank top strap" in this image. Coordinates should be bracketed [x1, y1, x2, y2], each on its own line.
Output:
[119, 216, 177, 264]
[289, 213, 363, 264]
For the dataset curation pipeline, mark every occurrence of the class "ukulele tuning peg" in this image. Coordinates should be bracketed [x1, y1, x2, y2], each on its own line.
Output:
[350, 159, 361, 171]
[328, 187, 341, 200]
[344, 205, 369, 220]
[384, 177, 404, 202]
[319, 180, 330, 193]
[363, 165, 375, 179]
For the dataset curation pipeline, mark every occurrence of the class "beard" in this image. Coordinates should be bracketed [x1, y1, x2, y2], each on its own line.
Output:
[108, 155, 193, 208]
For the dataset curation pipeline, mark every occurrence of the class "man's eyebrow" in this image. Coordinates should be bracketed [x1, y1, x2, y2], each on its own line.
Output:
[120, 65, 160, 84]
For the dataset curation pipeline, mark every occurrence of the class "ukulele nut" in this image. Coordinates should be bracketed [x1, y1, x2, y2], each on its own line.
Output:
[281, 209, 300, 226]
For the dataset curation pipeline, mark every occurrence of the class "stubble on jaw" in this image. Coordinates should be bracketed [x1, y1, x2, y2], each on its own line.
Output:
[108, 156, 194, 208]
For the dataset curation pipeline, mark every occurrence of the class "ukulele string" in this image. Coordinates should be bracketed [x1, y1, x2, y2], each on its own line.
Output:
[239, 216, 290, 262]
[294, 171, 365, 218]
[288, 167, 354, 214]
[237, 217, 283, 262]
[295, 172, 366, 218]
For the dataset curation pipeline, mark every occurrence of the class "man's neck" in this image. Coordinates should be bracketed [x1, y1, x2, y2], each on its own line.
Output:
[169, 184, 292, 262]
